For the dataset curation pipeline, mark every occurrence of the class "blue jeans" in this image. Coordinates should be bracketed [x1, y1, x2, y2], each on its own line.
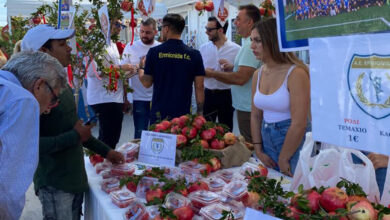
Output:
[261, 119, 311, 175]
[133, 100, 151, 139]
[37, 186, 84, 220]
[351, 152, 387, 197]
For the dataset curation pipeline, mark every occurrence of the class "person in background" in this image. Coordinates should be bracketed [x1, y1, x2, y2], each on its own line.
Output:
[121, 18, 160, 139]
[250, 18, 311, 177]
[0, 51, 67, 220]
[21, 24, 125, 220]
[199, 17, 240, 131]
[367, 153, 388, 196]
[87, 19, 133, 149]
[0, 49, 6, 68]
[139, 14, 205, 123]
[13, 40, 22, 54]
[205, 4, 261, 142]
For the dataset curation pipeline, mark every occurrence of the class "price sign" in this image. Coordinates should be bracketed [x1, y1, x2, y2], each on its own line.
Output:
[310, 33, 390, 155]
[138, 131, 177, 167]
[244, 208, 281, 220]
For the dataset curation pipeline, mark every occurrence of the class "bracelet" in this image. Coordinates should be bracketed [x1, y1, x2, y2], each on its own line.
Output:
[252, 142, 262, 145]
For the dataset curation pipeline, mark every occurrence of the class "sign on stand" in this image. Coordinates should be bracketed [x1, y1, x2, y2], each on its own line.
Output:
[138, 131, 177, 167]
[244, 208, 282, 220]
[310, 32, 390, 155]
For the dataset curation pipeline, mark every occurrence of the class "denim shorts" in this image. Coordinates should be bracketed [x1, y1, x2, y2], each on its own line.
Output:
[261, 119, 311, 174]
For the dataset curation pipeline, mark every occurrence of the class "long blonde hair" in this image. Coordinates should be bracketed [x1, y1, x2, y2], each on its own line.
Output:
[254, 18, 309, 74]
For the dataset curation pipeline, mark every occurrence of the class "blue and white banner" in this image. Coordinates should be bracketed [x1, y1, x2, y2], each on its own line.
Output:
[310, 32, 390, 155]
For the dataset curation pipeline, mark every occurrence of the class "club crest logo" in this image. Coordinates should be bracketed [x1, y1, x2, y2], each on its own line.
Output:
[348, 54, 390, 119]
[151, 138, 164, 154]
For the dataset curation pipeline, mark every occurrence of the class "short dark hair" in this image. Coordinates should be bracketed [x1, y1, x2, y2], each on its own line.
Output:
[162, 14, 185, 35]
[208, 17, 229, 34]
[141, 18, 157, 30]
[239, 4, 261, 24]
[41, 39, 54, 50]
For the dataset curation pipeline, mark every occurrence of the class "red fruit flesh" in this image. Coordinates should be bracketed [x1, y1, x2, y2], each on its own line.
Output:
[188, 181, 209, 193]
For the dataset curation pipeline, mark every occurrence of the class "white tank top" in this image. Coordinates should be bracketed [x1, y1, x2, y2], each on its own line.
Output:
[253, 65, 296, 123]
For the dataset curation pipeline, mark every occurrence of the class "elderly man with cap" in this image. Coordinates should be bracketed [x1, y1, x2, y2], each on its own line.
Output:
[0, 51, 67, 220]
[21, 24, 124, 220]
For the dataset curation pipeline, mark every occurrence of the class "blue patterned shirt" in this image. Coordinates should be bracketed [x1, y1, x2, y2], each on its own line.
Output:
[0, 70, 40, 220]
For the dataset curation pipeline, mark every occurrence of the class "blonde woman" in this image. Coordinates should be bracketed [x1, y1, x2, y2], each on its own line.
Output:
[250, 18, 311, 176]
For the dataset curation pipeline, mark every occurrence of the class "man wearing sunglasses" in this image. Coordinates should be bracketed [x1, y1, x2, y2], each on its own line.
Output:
[21, 24, 125, 220]
[0, 51, 67, 220]
[205, 4, 261, 143]
[199, 17, 241, 131]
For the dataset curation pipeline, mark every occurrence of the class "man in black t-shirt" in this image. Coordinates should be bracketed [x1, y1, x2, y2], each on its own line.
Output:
[139, 14, 205, 123]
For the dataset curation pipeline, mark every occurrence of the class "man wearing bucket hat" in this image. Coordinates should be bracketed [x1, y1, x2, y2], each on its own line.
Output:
[22, 24, 124, 219]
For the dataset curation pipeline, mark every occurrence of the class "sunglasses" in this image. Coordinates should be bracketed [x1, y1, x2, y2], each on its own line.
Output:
[44, 81, 60, 108]
[205, 27, 219, 32]
[115, 22, 126, 29]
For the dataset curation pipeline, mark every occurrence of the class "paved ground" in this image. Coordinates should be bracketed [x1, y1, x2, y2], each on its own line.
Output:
[20, 112, 240, 219]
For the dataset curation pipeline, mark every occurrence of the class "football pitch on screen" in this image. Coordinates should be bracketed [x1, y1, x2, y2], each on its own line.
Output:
[285, 5, 390, 41]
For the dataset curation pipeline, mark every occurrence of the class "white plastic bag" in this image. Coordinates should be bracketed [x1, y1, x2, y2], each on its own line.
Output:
[380, 159, 390, 205]
[291, 132, 380, 202]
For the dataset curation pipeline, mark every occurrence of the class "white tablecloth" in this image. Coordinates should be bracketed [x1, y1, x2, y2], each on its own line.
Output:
[83, 157, 292, 220]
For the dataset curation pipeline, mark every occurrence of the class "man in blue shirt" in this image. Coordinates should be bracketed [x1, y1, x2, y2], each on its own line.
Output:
[0, 51, 67, 220]
[139, 14, 205, 123]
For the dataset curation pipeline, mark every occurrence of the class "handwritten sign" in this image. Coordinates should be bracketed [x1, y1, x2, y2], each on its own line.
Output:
[310, 33, 390, 155]
[138, 131, 177, 167]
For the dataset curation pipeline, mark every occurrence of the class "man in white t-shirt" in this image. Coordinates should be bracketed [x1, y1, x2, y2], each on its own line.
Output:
[199, 17, 241, 131]
[121, 18, 160, 139]
[87, 19, 133, 148]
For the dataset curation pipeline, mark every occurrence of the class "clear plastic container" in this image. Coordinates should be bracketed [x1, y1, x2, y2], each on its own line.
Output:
[200, 203, 245, 220]
[163, 167, 182, 179]
[206, 178, 225, 192]
[123, 201, 149, 220]
[239, 162, 259, 177]
[189, 190, 220, 209]
[110, 190, 136, 208]
[101, 177, 120, 194]
[95, 161, 112, 174]
[222, 180, 248, 201]
[146, 205, 160, 220]
[111, 163, 136, 177]
[101, 169, 113, 179]
[216, 170, 234, 183]
[135, 177, 163, 201]
[179, 161, 207, 175]
[117, 142, 139, 163]
[164, 192, 191, 210]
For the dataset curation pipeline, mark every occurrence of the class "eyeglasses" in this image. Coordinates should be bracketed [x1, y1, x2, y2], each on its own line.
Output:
[44, 81, 60, 108]
[115, 22, 126, 29]
[205, 27, 219, 32]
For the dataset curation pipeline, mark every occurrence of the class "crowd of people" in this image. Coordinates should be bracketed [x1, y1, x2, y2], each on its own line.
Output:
[293, 0, 387, 20]
[0, 3, 388, 220]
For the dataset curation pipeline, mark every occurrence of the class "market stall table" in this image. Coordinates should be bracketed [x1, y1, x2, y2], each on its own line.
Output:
[83, 157, 292, 220]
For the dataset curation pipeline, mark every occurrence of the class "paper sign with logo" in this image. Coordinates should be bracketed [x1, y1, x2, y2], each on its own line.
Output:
[310, 32, 390, 156]
[244, 208, 282, 220]
[138, 131, 177, 167]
